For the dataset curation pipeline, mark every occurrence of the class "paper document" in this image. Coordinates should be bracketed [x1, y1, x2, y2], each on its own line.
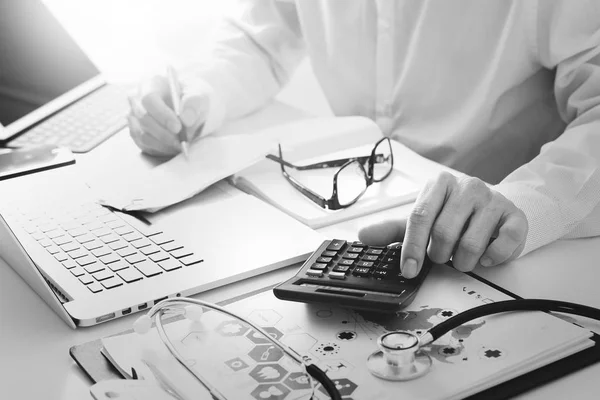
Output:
[101, 264, 593, 400]
[97, 134, 275, 213]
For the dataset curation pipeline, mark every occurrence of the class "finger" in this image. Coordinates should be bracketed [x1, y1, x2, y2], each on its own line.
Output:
[180, 92, 209, 132]
[140, 76, 181, 134]
[137, 112, 181, 151]
[479, 211, 528, 266]
[128, 116, 178, 157]
[451, 207, 501, 272]
[427, 190, 475, 265]
[358, 219, 407, 246]
[401, 173, 453, 278]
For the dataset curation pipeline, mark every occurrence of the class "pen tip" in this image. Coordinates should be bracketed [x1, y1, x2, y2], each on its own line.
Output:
[181, 142, 189, 160]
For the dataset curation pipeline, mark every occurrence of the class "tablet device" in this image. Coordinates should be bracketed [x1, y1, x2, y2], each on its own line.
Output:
[0, 145, 75, 180]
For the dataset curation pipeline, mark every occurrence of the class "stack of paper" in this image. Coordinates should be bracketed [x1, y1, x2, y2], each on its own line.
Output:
[100, 264, 593, 400]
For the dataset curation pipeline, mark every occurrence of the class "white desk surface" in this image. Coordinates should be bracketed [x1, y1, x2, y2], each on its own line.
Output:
[1, 102, 600, 399]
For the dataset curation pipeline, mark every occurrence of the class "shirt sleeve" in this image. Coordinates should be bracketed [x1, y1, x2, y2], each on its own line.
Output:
[494, 0, 600, 256]
[179, 0, 306, 134]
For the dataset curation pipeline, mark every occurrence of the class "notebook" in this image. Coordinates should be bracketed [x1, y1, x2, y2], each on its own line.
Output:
[97, 264, 595, 400]
[231, 117, 452, 228]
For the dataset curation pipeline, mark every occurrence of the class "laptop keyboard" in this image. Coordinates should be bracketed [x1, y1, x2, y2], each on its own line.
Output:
[6, 200, 202, 294]
[10, 85, 129, 153]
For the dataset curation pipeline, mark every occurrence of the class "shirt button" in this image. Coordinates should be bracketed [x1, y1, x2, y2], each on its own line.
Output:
[377, 116, 394, 134]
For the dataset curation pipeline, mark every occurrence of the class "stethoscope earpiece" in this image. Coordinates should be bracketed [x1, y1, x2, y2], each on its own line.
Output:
[367, 331, 432, 380]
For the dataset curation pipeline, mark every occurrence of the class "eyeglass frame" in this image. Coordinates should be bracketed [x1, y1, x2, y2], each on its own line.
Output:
[265, 137, 394, 210]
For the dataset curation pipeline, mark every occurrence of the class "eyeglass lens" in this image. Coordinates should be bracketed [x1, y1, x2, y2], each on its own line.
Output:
[372, 138, 393, 182]
[337, 160, 368, 206]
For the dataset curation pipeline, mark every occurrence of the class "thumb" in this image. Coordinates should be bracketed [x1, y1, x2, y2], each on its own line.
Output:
[358, 219, 408, 246]
[179, 91, 210, 130]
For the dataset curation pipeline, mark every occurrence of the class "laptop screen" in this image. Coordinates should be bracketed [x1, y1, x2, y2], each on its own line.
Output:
[0, 0, 103, 140]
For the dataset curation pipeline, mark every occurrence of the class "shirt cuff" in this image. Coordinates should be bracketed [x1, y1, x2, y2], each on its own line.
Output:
[493, 182, 564, 256]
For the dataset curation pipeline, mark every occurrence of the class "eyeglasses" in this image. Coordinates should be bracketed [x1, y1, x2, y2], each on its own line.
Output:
[266, 137, 394, 210]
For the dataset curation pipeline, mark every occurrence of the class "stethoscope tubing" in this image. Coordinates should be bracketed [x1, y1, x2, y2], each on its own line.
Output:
[421, 299, 600, 346]
[146, 298, 342, 400]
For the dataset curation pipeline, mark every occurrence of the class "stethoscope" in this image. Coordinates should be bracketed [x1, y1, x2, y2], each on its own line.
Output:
[135, 297, 600, 399]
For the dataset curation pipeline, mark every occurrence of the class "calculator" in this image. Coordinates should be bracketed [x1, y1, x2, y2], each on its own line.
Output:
[273, 239, 432, 312]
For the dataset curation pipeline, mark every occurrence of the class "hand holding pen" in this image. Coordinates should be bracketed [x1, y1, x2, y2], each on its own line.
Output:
[127, 69, 210, 158]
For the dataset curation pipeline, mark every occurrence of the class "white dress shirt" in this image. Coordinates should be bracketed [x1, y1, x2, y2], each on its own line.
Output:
[185, 0, 600, 257]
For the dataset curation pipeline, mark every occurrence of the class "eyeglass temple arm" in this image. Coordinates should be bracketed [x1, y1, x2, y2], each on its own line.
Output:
[266, 153, 388, 171]
[281, 168, 330, 209]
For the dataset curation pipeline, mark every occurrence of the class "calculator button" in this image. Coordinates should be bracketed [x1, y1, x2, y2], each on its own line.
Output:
[316, 257, 333, 264]
[381, 256, 398, 264]
[337, 259, 354, 266]
[342, 253, 359, 260]
[352, 267, 372, 277]
[351, 241, 366, 248]
[321, 250, 337, 258]
[347, 247, 364, 253]
[326, 239, 346, 252]
[332, 265, 350, 273]
[363, 255, 379, 262]
[306, 269, 324, 278]
[386, 242, 402, 250]
[356, 261, 375, 268]
[377, 263, 398, 271]
[373, 269, 392, 280]
[366, 249, 384, 255]
[328, 271, 346, 280]
[311, 263, 328, 270]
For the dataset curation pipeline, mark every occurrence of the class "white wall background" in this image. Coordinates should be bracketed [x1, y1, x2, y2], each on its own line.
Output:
[44, 0, 333, 116]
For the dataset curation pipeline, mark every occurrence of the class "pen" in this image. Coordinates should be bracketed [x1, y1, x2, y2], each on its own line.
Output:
[166, 66, 189, 159]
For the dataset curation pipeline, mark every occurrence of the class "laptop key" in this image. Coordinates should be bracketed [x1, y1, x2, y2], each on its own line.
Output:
[117, 246, 136, 258]
[93, 269, 114, 281]
[118, 267, 143, 283]
[87, 282, 103, 293]
[53, 235, 72, 246]
[99, 253, 120, 265]
[84, 240, 104, 250]
[140, 244, 161, 256]
[61, 242, 80, 252]
[70, 267, 85, 277]
[92, 246, 112, 258]
[135, 260, 163, 277]
[100, 233, 120, 244]
[109, 239, 128, 251]
[122, 231, 143, 242]
[62, 259, 77, 269]
[79, 275, 94, 285]
[76, 233, 96, 244]
[46, 245, 61, 255]
[150, 233, 174, 245]
[162, 241, 183, 252]
[179, 254, 203, 267]
[169, 247, 192, 259]
[158, 258, 182, 271]
[125, 253, 145, 264]
[114, 225, 134, 236]
[108, 260, 130, 272]
[46, 229, 66, 239]
[39, 238, 53, 248]
[132, 238, 152, 249]
[68, 227, 88, 237]
[84, 263, 105, 274]
[77, 255, 97, 267]
[149, 251, 170, 263]
[54, 252, 69, 262]
[31, 231, 46, 241]
[101, 276, 123, 289]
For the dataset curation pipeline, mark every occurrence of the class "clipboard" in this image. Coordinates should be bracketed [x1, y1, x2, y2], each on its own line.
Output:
[70, 274, 600, 400]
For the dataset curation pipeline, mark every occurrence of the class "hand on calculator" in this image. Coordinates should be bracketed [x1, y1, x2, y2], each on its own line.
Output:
[359, 172, 528, 278]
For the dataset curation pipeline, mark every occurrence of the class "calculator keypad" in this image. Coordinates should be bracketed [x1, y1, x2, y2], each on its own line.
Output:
[303, 239, 403, 282]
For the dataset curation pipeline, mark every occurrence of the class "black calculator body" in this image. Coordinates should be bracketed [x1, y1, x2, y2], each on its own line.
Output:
[274, 239, 432, 313]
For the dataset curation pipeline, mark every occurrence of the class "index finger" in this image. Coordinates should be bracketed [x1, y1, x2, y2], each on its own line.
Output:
[401, 174, 451, 278]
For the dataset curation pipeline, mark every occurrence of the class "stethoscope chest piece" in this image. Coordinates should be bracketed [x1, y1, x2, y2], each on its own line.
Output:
[367, 331, 432, 381]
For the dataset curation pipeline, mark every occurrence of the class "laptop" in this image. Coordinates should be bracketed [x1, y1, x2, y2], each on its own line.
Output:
[0, 0, 128, 153]
[0, 166, 325, 328]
